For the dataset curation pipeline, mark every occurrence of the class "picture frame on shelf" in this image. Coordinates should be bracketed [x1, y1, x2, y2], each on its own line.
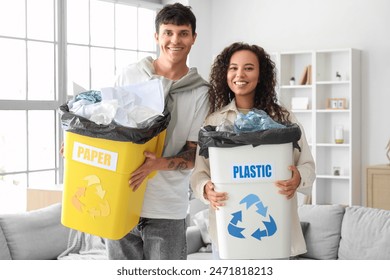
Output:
[326, 98, 347, 109]
[337, 98, 346, 109]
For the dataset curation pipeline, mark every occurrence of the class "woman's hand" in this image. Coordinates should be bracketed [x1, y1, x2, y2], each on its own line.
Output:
[275, 165, 301, 199]
[203, 181, 228, 210]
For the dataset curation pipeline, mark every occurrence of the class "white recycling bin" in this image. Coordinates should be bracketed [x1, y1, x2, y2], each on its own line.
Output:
[209, 142, 293, 259]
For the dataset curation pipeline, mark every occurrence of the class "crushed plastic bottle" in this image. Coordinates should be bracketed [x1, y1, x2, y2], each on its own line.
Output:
[234, 109, 286, 133]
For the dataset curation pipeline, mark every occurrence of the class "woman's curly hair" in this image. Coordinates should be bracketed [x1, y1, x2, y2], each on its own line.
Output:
[208, 42, 290, 123]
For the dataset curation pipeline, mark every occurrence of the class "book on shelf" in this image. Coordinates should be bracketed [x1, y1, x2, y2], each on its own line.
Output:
[298, 64, 312, 85]
[306, 65, 312, 85]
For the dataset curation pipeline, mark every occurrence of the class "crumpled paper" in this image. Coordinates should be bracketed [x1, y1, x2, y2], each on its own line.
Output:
[100, 79, 164, 128]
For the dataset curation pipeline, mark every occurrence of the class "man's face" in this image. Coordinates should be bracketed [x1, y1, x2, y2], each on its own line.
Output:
[155, 23, 197, 64]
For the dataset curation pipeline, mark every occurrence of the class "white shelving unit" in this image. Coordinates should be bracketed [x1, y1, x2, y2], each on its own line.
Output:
[273, 48, 361, 206]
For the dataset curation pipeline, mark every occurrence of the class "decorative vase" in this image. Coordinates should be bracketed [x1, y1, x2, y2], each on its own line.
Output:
[334, 125, 344, 144]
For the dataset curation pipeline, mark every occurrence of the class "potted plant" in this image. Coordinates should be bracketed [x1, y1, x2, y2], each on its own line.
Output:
[289, 77, 295, 85]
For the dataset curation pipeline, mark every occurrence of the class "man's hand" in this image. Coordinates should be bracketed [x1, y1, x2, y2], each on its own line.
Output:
[128, 141, 197, 192]
[60, 142, 64, 157]
[129, 151, 158, 191]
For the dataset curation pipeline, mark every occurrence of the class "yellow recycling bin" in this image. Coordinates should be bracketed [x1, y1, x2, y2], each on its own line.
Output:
[61, 130, 166, 240]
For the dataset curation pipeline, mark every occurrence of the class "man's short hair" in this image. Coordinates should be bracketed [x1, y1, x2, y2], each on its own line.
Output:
[155, 2, 196, 34]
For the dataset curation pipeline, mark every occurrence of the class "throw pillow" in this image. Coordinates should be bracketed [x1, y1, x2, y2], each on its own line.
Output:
[0, 203, 70, 259]
[300, 221, 310, 236]
[338, 206, 390, 259]
[298, 204, 345, 260]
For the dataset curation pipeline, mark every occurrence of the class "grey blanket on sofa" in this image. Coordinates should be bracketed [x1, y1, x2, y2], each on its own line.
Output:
[57, 229, 107, 260]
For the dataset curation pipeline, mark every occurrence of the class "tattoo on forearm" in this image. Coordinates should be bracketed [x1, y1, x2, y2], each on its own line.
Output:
[167, 158, 189, 170]
[177, 149, 196, 161]
[176, 161, 188, 170]
[167, 141, 197, 170]
[168, 161, 175, 169]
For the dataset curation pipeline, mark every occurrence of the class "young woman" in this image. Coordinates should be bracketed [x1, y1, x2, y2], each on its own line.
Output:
[190, 42, 316, 258]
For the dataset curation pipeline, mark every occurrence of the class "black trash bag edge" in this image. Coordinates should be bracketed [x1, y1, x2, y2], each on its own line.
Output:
[58, 103, 171, 144]
[198, 123, 302, 159]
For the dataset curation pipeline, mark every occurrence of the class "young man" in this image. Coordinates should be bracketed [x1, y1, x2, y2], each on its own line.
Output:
[106, 3, 209, 260]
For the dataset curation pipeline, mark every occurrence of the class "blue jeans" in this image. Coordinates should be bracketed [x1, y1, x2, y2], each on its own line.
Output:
[106, 218, 187, 260]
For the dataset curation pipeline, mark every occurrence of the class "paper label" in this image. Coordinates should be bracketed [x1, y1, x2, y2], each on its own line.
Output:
[72, 141, 118, 171]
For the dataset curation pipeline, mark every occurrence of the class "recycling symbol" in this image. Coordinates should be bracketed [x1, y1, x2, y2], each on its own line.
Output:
[71, 175, 111, 218]
[228, 194, 277, 240]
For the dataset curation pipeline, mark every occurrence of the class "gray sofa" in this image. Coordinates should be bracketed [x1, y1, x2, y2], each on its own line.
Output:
[187, 202, 390, 260]
[0, 203, 107, 260]
[0, 203, 70, 260]
[2, 202, 390, 260]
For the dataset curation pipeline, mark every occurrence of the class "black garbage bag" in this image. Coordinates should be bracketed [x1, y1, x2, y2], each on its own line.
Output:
[59, 104, 171, 144]
[198, 123, 302, 159]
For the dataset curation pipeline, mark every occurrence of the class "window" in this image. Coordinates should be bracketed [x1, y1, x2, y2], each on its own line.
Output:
[0, 0, 159, 207]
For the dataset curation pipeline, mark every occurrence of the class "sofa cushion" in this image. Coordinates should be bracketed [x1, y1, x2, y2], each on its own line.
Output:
[300, 221, 310, 236]
[338, 206, 390, 259]
[0, 227, 12, 260]
[298, 204, 345, 260]
[186, 225, 206, 256]
[0, 203, 70, 259]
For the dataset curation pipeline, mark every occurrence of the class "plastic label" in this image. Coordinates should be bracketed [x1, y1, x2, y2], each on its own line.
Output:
[232, 164, 273, 179]
[72, 141, 118, 171]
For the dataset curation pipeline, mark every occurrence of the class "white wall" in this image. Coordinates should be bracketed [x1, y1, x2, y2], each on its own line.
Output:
[186, 0, 211, 78]
[183, 0, 390, 203]
[0, 185, 26, 213]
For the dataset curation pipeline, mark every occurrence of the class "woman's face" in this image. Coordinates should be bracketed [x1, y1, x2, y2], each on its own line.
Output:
[227, 50, 259, 100]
